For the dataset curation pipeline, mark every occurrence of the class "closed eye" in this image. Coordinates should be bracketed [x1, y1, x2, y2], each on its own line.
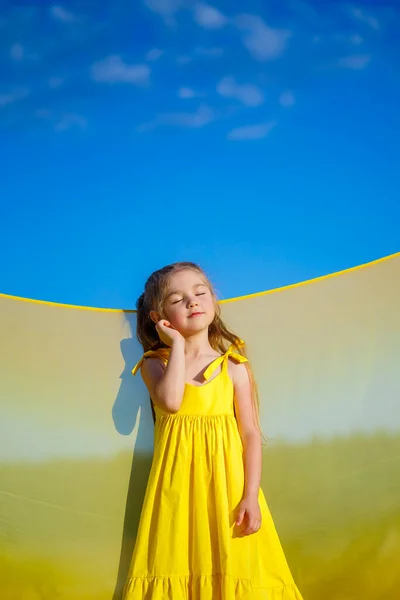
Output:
[171, 292, 205, 304]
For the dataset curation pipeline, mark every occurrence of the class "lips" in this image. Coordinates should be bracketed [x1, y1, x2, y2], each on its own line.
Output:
[189, 312, 204, 318]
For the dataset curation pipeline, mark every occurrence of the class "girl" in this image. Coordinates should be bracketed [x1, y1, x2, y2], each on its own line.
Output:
[123, 262, 303, 599]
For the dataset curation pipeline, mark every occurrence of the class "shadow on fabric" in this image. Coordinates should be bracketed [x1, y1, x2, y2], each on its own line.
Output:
[111, 312, 154, 600]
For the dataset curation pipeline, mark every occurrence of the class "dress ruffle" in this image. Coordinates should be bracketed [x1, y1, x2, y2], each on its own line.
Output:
[124, 574, 303, 600]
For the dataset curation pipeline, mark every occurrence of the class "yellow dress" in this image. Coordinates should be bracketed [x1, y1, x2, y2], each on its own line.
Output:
[123, 344, 303, 600]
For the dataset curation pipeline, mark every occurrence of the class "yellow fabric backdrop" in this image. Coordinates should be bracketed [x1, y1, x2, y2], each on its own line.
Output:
[1, 254, 399, 600]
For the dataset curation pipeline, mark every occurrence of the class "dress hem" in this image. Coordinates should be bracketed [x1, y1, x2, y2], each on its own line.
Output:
[123, 574, 303, 599]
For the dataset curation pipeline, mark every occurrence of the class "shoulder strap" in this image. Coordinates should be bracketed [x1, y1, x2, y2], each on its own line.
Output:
[203, 339, 248, 381]
[132, 348, 170, 376]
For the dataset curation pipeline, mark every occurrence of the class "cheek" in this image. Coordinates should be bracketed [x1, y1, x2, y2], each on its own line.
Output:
[206, 297, 216, 315]
[165, 305, 184, 325]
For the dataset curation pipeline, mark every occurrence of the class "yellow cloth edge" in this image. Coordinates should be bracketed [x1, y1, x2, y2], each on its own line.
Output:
[1, 251, 398, 312]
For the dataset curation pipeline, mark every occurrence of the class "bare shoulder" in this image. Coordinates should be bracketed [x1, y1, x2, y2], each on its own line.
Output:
[227, 358, 250, 387]
[141, 356, 166, 393]
[229, 358, 255, 433]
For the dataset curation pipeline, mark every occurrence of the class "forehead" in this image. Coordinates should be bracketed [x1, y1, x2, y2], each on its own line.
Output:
[166, 269, 208, 291]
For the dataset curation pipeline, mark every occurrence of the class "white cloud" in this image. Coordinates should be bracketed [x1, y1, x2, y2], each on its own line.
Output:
[338, 54, 371, 70]
[10, 43, 24, 61]
[351, 33, 363, 45]
[144, 0, 184, 26]
[161, 104, 215, 127]
[50, 5, 75, 23]
[35, 109, 52, 119]
[55, 113, 86, 132]
[279, 90, 295, 108]
[91, 55, 150, 85]
[48, 77, 64, 88]
[177, 55, 192, 65]
[146, 48, 164, 61]
[0, 88, 29, 108]
[235, 14, 291, 61]
[227, 121, 275, 141]
[177, 47, 223, 65]
[314, 31, 364, 46]
[217, 77, 264, 107]
[350, 7, 380, 30]
[178, 87, 202, 99]
[140, 104, 215, 131]
[195, 46, 224, 57]
[193, 3, 227, 29]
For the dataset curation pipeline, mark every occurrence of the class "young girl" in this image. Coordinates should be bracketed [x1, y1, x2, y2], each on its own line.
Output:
[123, 262, 303, 599]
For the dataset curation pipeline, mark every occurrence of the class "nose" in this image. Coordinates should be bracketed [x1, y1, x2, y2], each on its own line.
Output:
[188, 296, 199, 307]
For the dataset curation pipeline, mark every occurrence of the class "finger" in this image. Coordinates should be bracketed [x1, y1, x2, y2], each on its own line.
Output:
[156, 320, 170, 330]
[236, 510, 245, 527]
[236, 509, 246, 527]
[243, 518, 257, 536]
[157, 319, 170, 326]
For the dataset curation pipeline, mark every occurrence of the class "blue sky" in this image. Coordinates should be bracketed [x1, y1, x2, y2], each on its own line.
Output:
[1, 0, 399, 309]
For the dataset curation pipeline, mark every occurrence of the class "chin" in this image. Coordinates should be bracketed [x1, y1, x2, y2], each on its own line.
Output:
[194, 316, 214, 330]
[186, 321, 206, 331]
[184, 316, 209, 331]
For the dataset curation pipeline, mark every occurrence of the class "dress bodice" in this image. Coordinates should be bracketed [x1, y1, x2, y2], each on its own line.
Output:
[132, 342, 248, 417]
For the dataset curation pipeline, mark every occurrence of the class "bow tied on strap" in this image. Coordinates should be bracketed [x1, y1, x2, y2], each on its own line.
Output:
[132, 348, 170, 376]
[203, 340, 247, 380]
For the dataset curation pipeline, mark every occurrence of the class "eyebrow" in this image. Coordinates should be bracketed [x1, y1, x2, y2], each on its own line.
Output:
[165, 282, 207, 299]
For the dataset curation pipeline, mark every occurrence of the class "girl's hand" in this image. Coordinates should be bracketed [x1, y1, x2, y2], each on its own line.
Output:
[155, 319, 185, 347]
[236, 495, 262, 536]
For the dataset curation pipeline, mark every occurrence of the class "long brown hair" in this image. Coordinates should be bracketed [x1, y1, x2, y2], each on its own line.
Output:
[136, 262, 262, 433]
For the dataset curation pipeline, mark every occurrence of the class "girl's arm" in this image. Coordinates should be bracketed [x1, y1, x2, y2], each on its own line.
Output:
[233, 361, 262, 536]
[141, 337, 186, 413]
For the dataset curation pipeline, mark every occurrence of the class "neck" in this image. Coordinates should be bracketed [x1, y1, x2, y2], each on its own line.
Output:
[183, 329, 214, 358]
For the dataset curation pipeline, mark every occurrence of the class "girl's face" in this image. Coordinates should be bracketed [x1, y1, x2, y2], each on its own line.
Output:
[161, 269, 216, 335]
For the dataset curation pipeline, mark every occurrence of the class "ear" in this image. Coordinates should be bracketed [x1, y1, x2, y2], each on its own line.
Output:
[149, 310, 161, 324]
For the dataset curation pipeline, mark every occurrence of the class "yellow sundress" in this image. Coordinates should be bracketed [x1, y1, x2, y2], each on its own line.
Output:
[123, 344, 304, 600]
